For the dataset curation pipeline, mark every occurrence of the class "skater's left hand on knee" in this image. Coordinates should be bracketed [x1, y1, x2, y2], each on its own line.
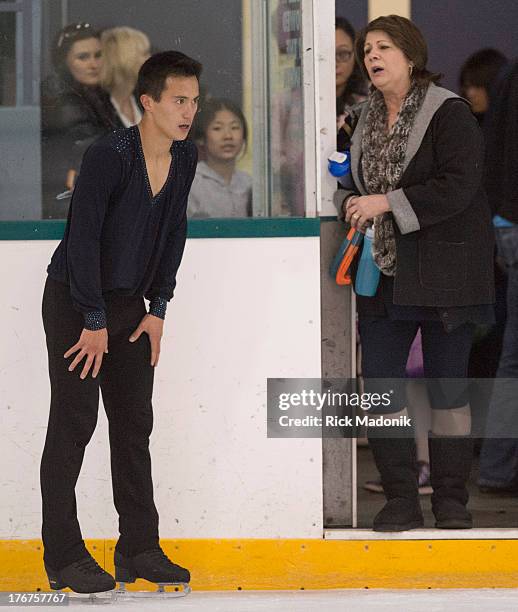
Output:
[129, 315, 164, 367]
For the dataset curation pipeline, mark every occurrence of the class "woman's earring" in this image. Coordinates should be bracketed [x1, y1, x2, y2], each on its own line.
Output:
[409, 64, 414, 77]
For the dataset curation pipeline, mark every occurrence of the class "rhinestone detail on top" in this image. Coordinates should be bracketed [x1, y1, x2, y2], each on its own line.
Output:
[84, 310, 107, 331]
[149, 297, 167, 320]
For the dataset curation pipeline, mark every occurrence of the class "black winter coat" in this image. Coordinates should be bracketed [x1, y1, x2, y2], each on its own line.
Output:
[335, 85, 495, 316]
[483, 61, 518, 224]
[40, 74, 122, 219]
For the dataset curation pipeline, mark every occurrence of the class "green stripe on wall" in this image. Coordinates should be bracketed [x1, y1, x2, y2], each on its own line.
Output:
[0, 221, 66, 241]
[0, 218, 320, 240]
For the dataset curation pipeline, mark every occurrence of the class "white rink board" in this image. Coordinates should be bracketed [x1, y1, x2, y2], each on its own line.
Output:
[0, 237, 322, 539]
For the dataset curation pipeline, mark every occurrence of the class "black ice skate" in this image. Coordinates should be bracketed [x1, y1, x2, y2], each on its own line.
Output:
[45, 555, 116, 600]
[114, 548, 191, 598]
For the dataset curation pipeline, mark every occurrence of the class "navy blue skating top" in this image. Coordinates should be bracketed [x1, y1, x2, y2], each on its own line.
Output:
[47, 125, 197, 330]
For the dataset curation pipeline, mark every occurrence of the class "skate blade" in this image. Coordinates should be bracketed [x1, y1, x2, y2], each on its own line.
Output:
[116, 582, 191, 598]
[55, 589, 116, 604]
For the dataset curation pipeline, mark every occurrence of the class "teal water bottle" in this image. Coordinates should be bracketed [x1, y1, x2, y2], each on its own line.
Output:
[354, 227, 380, 296]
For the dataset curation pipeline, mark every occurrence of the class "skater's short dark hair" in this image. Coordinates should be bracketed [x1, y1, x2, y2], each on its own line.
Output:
[136, 50, 202, 102]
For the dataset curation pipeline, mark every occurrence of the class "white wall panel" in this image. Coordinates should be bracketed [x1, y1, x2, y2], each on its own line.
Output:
[0, 237, 323, 539]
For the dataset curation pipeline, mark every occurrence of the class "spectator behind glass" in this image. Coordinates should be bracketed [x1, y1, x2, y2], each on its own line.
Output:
[459, 48, 508, 125]
[41, 22, 120, 219]
[188, 98, 251, 218]
[477, 62, 518, 494]
[335, 17, 367, 131]
[100, 27, 151, 127]
[463, 50, 509, 406]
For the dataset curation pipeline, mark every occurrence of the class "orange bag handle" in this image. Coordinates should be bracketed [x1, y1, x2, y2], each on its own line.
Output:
[335, 244, 360, 285]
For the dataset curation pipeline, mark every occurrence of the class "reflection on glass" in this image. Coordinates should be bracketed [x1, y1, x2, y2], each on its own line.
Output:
[38, 6, 252, 221]
[0, 1, 310, 221]
[268, 0, 305, 216]
[0, 12, 16, 106]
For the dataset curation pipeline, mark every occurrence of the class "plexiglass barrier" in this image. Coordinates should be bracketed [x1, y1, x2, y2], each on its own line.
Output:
[0, 0, 309, 222]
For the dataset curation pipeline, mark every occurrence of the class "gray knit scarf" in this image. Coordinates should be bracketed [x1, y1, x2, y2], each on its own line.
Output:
[361, 82, 428, 275]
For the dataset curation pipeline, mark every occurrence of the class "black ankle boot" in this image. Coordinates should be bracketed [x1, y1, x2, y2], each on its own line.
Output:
[429, 435, 473, 529]
[114, 548, 190, 585]
[368, 435, 424, 531]
[45, 555, 116, 593]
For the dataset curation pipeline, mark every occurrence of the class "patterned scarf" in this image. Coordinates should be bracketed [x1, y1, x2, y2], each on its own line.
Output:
[361, 82, 428, 275]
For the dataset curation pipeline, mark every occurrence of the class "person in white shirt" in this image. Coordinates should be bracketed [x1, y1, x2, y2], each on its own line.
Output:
[100, 27, 150, 127]
[189, 98, 252, 218]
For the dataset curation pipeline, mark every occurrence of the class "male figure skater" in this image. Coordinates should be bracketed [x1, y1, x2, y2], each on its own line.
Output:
[40, 51, 201, 594]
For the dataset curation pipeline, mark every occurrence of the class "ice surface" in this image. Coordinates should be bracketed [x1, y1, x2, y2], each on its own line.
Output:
[31, 589, 518, 611]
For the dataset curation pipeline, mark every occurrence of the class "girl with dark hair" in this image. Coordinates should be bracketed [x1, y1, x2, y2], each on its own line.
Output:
[41, 23, 121, 219]
[335, 17, 367, 130]
[188, 98, 252, 218]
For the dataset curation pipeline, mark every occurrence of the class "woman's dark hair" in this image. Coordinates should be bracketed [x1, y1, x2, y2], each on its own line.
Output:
[193, 97, 248, 145]
[355, 15, 442, 85]
[51, 22, 100, 79]
[459, 48, 508, 96]
[335, 17, 366, 114]
[136, 50, 202, 102]
[335, 16, 356, 44]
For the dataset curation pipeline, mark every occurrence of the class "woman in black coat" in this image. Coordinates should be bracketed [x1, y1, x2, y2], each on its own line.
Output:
[41, 22, 121, 219]
[335, 15, 495, 532]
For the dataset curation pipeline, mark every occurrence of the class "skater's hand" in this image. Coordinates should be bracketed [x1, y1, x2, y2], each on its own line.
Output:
[129, 314, 164, 367]
[64, 328, 109, 380]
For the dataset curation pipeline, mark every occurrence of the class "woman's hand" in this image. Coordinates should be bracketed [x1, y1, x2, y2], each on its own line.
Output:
[64, 328, 109, 380]
[129, 314, 164, 367]
[345, 194, 390, 230]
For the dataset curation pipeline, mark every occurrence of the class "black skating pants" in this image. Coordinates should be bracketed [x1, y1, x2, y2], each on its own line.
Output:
[40, 277, 159, 570]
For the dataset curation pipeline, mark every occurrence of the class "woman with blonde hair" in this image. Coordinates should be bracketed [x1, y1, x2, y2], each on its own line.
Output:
[101, 26, 151, 126]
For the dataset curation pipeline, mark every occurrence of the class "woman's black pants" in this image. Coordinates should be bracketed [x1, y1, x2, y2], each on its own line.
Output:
[40, 277, 159, 570]
[359, 317, 475, 414]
